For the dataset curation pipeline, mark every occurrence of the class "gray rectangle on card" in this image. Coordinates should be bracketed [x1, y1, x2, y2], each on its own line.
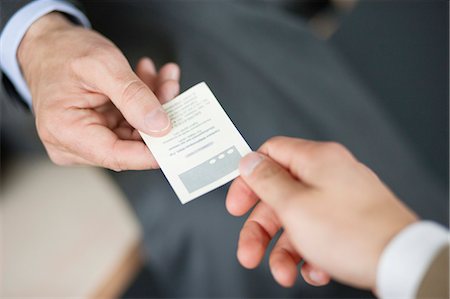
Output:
[179, 146, 241, 193]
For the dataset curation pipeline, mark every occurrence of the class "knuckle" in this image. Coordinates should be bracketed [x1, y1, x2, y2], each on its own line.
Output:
[35, 118, 55, 144]
[262, 136, 289, 152]
[70, 55, 96, 79]
[47, 151, 67, 166]
[101, 143, 124, 172]
[89, 43, 123, 64]
[120, 80, 148, 106]
[70, 44, 124, 77]
[299, 143, 320, 163]
[291, 144, 324, 180]
[265, 136, 287, 147]
[100, 155, 118, 171]
[70, 52, 94, 75]
[113, 155, 124, 172]
[321, 142, 351, 160]
[253, 160, 283, 181]
[36, 122, 50, 142]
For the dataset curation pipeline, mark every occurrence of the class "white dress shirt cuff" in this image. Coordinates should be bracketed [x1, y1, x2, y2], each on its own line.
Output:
[377, 221, 449, 299]
[0, 0, 91, 108]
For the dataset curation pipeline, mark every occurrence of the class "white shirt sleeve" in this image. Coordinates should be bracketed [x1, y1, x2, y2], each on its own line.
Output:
[377, 221, 449, 299]
[0, 0, 91, 108]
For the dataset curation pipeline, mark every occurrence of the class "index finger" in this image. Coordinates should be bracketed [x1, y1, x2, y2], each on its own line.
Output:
[258, 136, 354, 187]
[70, 123, 158, 170]
[238, 152, 304, 214]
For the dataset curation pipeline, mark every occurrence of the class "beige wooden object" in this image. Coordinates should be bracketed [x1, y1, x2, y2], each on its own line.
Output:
[1, 158, 143, 298]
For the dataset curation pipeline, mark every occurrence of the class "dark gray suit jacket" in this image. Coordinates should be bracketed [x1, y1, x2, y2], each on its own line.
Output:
[1, 1, 448, 298]
[1, 0, 83, 29]
[1, 0, 35, 29]
[1, 0, 82, 106]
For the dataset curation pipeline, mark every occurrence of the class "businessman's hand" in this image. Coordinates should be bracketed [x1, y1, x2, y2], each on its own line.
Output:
[18, 12, 180, 170]
[226, 137, 418, 290]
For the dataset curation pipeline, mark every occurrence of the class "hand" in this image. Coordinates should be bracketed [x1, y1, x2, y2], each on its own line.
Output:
[18, 12, 180, 170]
[226, 137, 418, 290]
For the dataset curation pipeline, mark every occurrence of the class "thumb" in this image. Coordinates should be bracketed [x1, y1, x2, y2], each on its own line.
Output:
[239, 152, 304, 214]
[84, 52, 171, 136]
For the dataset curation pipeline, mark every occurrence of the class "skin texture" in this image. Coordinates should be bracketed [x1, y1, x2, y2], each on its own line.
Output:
[18, 12, 180, 170]
[226, 136, 418, 292]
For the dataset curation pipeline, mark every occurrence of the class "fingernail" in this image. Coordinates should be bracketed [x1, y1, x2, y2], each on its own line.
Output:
[240, 152, 263, 177]
[309, 270, 325, 284]
[145, 107, 171, 133]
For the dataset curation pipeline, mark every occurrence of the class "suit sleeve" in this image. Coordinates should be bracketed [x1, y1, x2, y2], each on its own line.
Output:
[1, 1, 33, 108]
[1, 1, 35, 31]
[377, 221, 449, 299]
[0, 0, 88, 107]
[1, 0, 84, 32]
[416, 245, 449, 299]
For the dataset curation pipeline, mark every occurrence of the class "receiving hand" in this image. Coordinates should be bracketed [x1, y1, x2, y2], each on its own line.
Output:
[226, 136, 417, 290]
[18, 12, 180, 170]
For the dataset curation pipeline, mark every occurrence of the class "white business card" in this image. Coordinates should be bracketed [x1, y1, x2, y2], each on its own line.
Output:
[140, 82, 251, 204]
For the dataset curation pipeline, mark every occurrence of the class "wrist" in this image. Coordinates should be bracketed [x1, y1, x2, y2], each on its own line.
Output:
[17, 12, 74, 83]
[370, 216, 418, 290]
